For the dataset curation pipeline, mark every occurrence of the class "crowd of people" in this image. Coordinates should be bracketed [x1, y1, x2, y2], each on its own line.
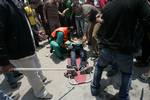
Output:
[0, 0, 150, 100]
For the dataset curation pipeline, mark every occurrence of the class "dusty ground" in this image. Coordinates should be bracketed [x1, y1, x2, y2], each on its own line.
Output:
[0, 41, 150, 100]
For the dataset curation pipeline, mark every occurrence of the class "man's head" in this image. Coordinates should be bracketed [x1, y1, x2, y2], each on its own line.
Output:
[72, 3, 82, 15]
[89, 9, 98, 22]
[71, 31, 79, 38]
[29, 0, 41, 8]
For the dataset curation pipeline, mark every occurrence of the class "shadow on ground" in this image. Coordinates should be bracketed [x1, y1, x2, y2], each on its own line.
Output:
[50, 54, 66, 64]
[21, 88, 40, 100]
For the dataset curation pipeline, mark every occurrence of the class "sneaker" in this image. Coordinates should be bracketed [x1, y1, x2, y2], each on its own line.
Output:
[11, 93, 20, 100]
[67, 68, 77, 77]
[106, 69, 118, 77]
[110, 94, 120, 100]
[90, 84, 100, 96]
[66, 65, 73, 69]
[67, 65, 78, 71]
[64, 72, 74, 79]
[110, 93, 130, 100]
[80, 66, 93, 74]
[72, 66, 78, 71]
[37, 93, 53, 99]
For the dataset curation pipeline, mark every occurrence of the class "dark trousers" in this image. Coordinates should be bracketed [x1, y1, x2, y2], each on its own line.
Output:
[32, 25, 40, 47]
[35, 4, 50, 38]
[137, 33, 150, 64]
[70, 45, 87, 68]
[92, 48, 133, 100]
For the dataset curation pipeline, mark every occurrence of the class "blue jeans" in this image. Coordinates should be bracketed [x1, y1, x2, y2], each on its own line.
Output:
[0, 66, 18, 85]
[111, 63, 118, 71]
[92, 48, 133, 100]
[70, 45, 87, 67]
[75, 16, 84, 37]
[0, 90, 13, 100]
[75, 16, 90, 36]
[4, 71, 19, 85]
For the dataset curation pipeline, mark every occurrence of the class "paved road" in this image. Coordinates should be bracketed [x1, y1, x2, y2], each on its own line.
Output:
[0, 42, 150, 100]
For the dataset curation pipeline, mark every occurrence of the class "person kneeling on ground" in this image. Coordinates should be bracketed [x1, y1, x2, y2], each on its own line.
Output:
[65, 32, 93, 76]
[50, 27, 74, 60]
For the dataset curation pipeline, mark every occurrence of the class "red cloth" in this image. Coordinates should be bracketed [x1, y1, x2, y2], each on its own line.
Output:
[99, 0, 107, 8]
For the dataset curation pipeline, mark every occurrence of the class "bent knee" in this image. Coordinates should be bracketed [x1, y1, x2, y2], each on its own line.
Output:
[50, 41, 59, 47]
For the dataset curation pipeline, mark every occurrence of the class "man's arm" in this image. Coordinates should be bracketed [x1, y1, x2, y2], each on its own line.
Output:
[139, 0, 150, 32]
[0, 3, 10, 66]
[43, 3, 48, 23]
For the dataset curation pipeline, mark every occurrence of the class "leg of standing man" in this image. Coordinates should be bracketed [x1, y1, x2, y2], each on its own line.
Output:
[10, 54, 53, 99]
[91, 48, 112, 96]
[91, 48, 133, 100]
[70, 49, 78, 71]
[33, 54, 47, 82]
[115, 53, 133, 100]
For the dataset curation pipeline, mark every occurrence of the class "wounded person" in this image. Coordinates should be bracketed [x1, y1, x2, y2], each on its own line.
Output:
[65, 32, 93, 76]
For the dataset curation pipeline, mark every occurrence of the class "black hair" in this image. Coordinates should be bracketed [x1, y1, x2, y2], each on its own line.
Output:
[72, 2, 82, 11]
[89, 9, 98, 22]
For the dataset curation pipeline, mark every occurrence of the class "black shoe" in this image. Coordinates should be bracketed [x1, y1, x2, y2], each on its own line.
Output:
[90, 84, 100, 96]
[50, 48, 53, 53]
[64, 72, 75, 79]
[80, 66, 93, 74]
[11, 93, 20, 100]
[110, 93, 130, 100]
[66, 65, 72, 69]
[37, 92, 53, 99]
[14, 72, 23, 77]
[9, 82, 21, 89]
[106, 69, 118, 77]
[67, 68, 77, 77]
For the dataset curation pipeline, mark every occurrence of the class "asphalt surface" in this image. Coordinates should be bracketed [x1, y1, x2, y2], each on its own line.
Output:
[0, 41, 150, 100]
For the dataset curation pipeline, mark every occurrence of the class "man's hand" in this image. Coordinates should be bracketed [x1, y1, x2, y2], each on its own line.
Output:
[58, 11, 65, 16]
[62, 8, 69, 15]
[96, 14, 104, 23]
[0, 64, 14, 74]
